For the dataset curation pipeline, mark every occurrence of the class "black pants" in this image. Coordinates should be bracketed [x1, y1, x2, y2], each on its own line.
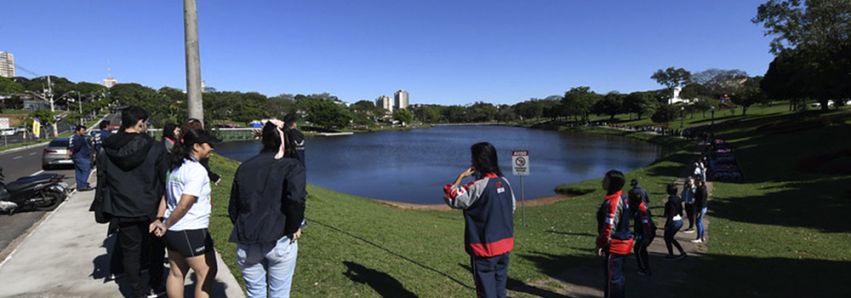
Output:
[117, 220, 165, 298]
[664, 220, 685, 256]
[685, 203, 696, 229]
[470, 253, 509, 298]
[633, 233, 654, 272]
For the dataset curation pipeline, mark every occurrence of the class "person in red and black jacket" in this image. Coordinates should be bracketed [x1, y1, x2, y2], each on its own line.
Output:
[443, 142, 516, 298]
[596, 170, 634, 298]
[628, 179, 656, 276]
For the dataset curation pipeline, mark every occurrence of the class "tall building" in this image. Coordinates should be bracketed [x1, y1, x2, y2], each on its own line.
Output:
[0, 51, 15, 78]
[394, 89, 409, 111]
[102, 76, 118, 88]
[376, 95, 393, 113]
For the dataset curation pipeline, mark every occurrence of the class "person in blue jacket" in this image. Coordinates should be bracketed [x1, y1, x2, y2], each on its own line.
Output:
[69, 125, 93, 191]
[443, 142, 516, 298]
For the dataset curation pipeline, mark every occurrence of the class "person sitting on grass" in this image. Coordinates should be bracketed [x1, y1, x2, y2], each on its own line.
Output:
[443, 142, 516, 298]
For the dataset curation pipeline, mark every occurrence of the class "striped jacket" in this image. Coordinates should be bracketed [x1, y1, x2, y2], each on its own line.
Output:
[443, 173, 516, 257]
[596, 191, 635, 255]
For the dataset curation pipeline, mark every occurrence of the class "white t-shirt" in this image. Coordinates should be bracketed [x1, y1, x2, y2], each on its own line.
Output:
[164, 158, 211, 231]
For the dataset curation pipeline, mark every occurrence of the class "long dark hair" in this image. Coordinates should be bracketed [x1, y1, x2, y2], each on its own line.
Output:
[170, 128, 204, 169]
[259, 121, 296, 157]
[471, 142, 503, 178]
[604, 170, 625, 195]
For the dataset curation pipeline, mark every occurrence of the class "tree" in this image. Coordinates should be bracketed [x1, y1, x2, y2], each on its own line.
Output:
[753, 0, 851, 110]
[592, 92, 624, 120]
[623, 91, 658, 120]
[563, 87, 599, 121]
[732, 76, 768, 115]
[495, 104, 518, 123]
[412, 105, 443, 123]
[651, 104, 678, 127]
[393, 108, 413, 126]
[0, 76, 24, 94]
[298, 96, 351, 130]
[443, 106, 467, 123]
[651, 67, 692, 90]
[467, 102, 498, 122]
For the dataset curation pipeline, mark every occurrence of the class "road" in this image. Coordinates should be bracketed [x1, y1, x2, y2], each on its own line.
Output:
[0, 113, 118, 259]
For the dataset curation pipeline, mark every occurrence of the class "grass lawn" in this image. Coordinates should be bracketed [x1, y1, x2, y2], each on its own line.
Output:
[207, 104, 851, 297]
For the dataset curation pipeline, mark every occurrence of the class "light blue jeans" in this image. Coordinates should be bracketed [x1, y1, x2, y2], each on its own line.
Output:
[237, 236, 299, 298]
[696, 207, 708, 240]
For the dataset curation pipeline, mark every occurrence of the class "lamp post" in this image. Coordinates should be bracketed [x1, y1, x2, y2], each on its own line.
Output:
[680, 106, 685, 128]
[710, 106, 716, 126]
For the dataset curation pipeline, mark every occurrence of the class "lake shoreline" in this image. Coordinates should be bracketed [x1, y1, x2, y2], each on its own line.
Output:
[374, 193, 575, 211]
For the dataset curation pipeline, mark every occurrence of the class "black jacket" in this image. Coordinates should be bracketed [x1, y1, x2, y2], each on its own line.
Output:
[229, 152, 306, 244]
[97, 132, 166, 221]
[695, 185, 708, 210]
[664, 195, 684, 227]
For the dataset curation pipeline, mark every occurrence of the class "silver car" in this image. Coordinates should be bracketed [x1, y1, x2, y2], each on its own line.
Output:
[42, 138, 73, 169]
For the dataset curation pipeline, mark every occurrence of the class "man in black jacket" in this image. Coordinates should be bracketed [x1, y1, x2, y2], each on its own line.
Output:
[98, 106, 167, 298]
[229, 120, 306, 297]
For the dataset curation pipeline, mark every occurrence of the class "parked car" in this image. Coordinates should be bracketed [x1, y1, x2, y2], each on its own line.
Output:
[0, 128, 14, 136]
[42, 138, 73, 170]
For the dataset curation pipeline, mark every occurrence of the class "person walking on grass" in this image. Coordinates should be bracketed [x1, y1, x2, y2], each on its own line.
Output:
[692, 178, 709, 244]
[99, 106, 167, 298]
[151, 128, 219, 298]
[628, 179, 650, 205]
[683, 177, 696, 233]
[596, 170, 634, 298]
[229, 120, 307, 298]
[629, 181, 655, 276]
[443, 142, 516, 298]
[663, 184, 687, 260]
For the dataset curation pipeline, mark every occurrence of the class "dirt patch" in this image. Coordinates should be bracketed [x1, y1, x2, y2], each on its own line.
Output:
[377, 194, 575, 211]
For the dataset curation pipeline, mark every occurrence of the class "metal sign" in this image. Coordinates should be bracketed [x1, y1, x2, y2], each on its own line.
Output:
[512, 150, 529, 176]
[0, 118, 9, 129]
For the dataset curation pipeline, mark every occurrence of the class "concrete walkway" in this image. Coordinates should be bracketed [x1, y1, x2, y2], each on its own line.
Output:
[0, 176, 244, 297]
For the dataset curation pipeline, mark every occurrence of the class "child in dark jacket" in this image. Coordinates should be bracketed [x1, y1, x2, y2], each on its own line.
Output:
[443, 142, 516, 298]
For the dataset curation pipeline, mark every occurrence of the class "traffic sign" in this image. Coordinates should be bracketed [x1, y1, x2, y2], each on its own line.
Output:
[0, 117, 9, 129]
[512, 150, 529, 176]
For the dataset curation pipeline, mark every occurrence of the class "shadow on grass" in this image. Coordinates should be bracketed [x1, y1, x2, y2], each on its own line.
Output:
[690, 253, 851, 298]
[309, 218, 474, 290]
[457, 263, 572, 298]
[546, 231, 596, 238]
[343, 261, 416, 298]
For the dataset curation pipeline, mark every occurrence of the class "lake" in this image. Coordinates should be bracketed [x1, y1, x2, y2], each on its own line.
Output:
[214, 125, 662, 204]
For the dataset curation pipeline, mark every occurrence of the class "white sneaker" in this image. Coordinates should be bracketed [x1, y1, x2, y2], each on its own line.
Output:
[684, 229, 695, 234]
[690, 239, 703, 244]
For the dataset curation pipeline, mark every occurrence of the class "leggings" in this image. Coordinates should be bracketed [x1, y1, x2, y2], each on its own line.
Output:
[684, 203, 695, 229]
[664, 220, 685, 256]
[633, 233, 654, 272]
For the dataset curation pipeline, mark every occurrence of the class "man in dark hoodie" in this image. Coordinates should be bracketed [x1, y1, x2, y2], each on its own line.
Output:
[97, 106, 167, 298]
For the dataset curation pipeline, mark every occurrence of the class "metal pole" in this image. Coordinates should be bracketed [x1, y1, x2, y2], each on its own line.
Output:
[521, 176, 525, 227]
[47, 76, 58, 137]
[184, 0, 204, 125]
[78, 93, 83, 126]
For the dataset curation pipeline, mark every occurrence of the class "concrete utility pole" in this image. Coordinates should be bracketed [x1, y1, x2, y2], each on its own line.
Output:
[46, 76, 58, 137]
[184, 0, 204, 125]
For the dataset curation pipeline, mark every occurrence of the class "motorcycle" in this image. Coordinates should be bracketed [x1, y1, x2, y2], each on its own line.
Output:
[0, 168, 70, 215]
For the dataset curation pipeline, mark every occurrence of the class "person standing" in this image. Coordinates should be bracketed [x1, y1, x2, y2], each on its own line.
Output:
[229, 120, 306, 298]
[692, 178, 709, 244]
[628, 179, 650, 205]
[682, 177, 696, 233]
[69, 125, 93, 191]
[596, 170, 634, 298]
[99, 106, 167, 298]
[629, 183, 655, 276]
[93, 121, 112, 159]
[183, 118, 222, 185]
[443, 142, 515, 298]
[663, 184, 687, 260]
[161, 123, 180, 155]
[151, 128, 219, 298]
[284, 113, 306, 167]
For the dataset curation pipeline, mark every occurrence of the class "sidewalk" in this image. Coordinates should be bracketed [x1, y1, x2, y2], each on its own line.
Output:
[0, 177, 244, 297]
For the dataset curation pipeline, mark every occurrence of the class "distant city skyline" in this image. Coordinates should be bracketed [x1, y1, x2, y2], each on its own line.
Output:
[1, 1, 774, 105]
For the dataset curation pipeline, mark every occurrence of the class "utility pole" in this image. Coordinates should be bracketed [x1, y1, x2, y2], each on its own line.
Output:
[184, 0, 204, 125]
[46, 76, 58, 137]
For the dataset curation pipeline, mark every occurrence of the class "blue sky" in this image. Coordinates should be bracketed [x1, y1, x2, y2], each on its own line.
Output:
[1, 0, 774, 105]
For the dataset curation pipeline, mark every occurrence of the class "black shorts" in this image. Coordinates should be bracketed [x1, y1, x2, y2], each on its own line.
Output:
[164, 228, 214, 257]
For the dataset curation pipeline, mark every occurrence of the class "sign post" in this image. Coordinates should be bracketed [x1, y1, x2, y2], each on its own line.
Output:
[512, 150, 529, 227]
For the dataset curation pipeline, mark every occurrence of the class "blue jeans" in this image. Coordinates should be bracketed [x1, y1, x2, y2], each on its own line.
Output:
[237, 236, 299, 298]
[603, 252, 626, 298]
[73, 158, 91, 189]
[696, 207, 707, 240]
[470, 253, 509, 298]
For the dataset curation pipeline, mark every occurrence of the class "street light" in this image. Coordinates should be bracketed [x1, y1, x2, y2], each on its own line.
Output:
[710, 105, 716, 126]
[680, 106, 685, 128]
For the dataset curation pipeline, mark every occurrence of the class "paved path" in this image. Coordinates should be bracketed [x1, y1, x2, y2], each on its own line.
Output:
[0, 174, 244, 298]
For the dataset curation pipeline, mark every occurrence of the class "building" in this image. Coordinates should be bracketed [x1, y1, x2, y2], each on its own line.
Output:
[0, 51, 15, 78]
[666, 86, 696, 105]
[102, 76, 118, 88]
[394, 89, 409, 111]
[376, 95, 393, 113]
